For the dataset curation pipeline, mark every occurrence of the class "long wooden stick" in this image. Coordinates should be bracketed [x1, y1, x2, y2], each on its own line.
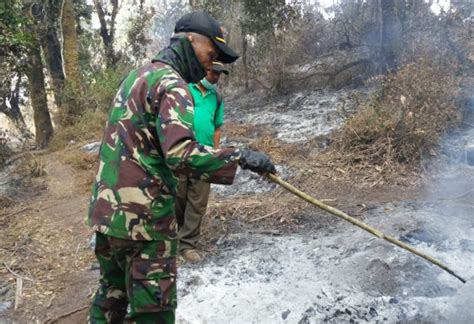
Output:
[267, 173, 466, 283]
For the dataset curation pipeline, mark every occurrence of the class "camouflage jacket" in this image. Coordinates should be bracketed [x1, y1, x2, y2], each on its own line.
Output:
[88, 36, 239, 241]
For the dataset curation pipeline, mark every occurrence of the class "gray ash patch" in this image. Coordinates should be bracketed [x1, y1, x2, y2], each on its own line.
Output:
[224, 87, 374, 144]
[0, 281, 13, 316]
[211, 165, 292, 197]
[81, 141, 101, 153]
[177, 198, 473, 323]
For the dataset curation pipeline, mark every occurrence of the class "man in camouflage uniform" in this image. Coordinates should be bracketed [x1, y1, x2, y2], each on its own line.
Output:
[87, 12, 276, 323]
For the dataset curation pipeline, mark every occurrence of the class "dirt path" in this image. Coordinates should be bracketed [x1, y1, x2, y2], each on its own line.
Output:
[0, 152, 95, 323]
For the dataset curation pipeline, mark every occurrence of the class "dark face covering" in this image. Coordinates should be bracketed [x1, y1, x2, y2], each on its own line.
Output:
[152, 35, 207, 83]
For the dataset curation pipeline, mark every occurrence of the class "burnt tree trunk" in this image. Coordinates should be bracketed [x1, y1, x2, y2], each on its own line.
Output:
[27, 37, 54, 149]
[380, 0, 402, 72]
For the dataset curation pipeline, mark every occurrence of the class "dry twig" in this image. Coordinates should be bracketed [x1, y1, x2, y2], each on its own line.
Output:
[44, 305, 89, 323]
[249, 210, 279, 223]
[3, 262, 33, 282]
[3, 262, 33, 311]
[1, 207, 33, 218]
[14, 277, 22, 310]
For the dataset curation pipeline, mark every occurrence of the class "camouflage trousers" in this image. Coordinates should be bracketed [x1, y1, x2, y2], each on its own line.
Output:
[89, 232, 177, 323]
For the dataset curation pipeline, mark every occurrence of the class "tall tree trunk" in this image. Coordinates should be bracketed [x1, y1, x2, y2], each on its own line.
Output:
[61, 0, 82, 122]
[27, 37, 54, 149]
[380, 0, 402, 72]
[40, 23, 65, 114]
[62, 0, 81, 85]
[35, 1, 65, 115]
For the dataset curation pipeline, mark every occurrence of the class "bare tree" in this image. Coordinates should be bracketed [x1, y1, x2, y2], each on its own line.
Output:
[93, 0, 119, 68]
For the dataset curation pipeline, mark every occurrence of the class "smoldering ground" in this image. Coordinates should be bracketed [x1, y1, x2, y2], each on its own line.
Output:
[176, 87, 474, 323]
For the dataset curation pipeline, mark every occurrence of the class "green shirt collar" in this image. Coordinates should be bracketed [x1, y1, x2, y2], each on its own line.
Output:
[190, 82, 216, 96]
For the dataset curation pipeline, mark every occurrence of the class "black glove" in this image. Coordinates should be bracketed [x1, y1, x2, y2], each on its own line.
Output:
[239, 149, 276, 174]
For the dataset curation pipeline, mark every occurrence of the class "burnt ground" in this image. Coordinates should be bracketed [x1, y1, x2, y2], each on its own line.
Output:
[0, 87, 473, 323]
[177, 168, 474, 323]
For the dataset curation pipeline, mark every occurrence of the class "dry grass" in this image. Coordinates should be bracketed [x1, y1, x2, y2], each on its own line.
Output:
[48, 110, 103, 192]
[55, 148, 97, 192]
[49, 109, 106, 151]
[49, 65, 129, 153]
[28, 159, 46, 178]
[200, 191, 305, 248]
[58, 149, 97, 171]
[249, 135, 303, 164]
[224, 121, 305, 165]
[333, 54, 464, 181]
[224, 122, 256, 139]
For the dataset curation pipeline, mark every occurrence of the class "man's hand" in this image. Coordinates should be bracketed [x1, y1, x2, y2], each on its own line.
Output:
[239, 149, 276, 174]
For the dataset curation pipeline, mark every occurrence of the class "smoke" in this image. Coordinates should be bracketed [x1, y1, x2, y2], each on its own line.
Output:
[421, 81, 474, 321]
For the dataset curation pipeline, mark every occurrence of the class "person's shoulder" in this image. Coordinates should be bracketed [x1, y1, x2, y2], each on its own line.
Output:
[148, 62, 188, 92]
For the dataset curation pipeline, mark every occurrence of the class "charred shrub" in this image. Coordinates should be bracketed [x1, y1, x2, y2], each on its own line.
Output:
[336, 54, 462, 167]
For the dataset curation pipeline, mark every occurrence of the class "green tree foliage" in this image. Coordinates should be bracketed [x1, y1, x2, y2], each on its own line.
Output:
[0, 0, 33, 74]
[240, 0, 301, 91]
[126, 0, 155, 64]
[0, 0, 31, 127]
[240, 0, 300, 34]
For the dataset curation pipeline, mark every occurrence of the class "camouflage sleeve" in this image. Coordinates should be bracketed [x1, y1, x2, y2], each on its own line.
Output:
[156, 77, 239, 184]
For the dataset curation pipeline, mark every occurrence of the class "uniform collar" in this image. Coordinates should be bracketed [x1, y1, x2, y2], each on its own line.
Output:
[152, 35, 206, 83]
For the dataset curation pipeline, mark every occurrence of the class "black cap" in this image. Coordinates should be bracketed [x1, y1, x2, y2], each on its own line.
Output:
[211, 61, 230, 75]
[174, 11, 239, 64]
